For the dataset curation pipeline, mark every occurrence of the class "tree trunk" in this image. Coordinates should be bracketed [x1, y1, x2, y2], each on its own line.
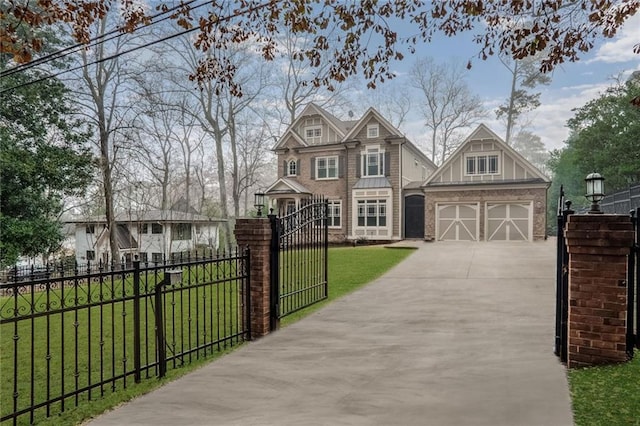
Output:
[505, 61, 518, 145]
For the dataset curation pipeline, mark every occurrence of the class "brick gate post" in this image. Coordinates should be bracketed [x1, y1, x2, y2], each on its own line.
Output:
[564, 215, 635, 368]
[235, 218, 272, 339]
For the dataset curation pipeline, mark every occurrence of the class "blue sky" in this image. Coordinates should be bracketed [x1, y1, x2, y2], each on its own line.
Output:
[374, 13, 640, 152]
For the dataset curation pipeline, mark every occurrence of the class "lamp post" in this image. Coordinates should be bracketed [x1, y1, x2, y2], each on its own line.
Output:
[254, 192, 265, 217]
[585, 172, 605, 214]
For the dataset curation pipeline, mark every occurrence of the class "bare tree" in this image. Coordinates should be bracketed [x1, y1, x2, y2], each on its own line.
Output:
[159, 33, 268, 249]
[410, 57, 486, 164]
[231, 118, 274, 214]
[70, 13, 140, 265]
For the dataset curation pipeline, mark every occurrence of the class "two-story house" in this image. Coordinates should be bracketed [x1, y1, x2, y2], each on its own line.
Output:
[68, 209, 224, 264]
[265, 103, 437, 242]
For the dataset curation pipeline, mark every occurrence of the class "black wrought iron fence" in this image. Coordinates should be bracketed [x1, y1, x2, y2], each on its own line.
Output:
[0, 249, 250, 425]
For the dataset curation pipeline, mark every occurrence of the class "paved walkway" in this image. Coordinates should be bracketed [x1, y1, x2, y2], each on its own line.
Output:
[88, 240, 573, 426]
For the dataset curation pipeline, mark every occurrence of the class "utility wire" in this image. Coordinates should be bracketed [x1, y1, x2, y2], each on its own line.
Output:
[0, 1, 276, 94]
[0, 0, 205, 79]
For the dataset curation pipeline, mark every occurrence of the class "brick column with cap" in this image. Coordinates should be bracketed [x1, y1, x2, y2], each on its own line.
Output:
[234, 218, 272, 339]
[564, 214, 635, 368]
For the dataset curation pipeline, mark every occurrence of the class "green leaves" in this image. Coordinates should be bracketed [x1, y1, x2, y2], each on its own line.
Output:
[0, 62, 93, 266]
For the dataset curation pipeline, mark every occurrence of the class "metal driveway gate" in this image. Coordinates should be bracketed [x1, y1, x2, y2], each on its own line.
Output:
[554, 186, 574, 363]
[269, 196, 328, 330]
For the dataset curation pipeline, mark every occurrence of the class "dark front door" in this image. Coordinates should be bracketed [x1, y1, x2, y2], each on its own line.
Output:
[404, 195, 425, 239]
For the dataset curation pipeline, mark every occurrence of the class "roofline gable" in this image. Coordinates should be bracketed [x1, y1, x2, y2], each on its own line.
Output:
[273, 102, 347, 150]
[343, 107, 403, 141]
[423, 123, 550, 185]
[265, 177, 311, 194]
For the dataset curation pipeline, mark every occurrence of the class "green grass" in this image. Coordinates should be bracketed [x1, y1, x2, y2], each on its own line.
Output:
[0, 246, 414, 425]
[569, 350, 640, 426]
[1, 261, 245, 426]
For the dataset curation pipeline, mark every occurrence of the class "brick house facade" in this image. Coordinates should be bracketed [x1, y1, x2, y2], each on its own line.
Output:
[267, 107, 550, 243]
[266, 104, 436, 242]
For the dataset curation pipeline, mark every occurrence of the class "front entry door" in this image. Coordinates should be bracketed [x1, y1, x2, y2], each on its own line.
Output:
[404, 195, 425, 239]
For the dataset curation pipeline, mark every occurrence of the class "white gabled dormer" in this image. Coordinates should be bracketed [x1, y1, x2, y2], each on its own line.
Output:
[273, 103, 348, 150]
[424, 124, 550, 186]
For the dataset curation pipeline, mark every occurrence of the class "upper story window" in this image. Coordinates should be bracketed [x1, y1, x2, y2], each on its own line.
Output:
[305, 126, 322, 144]
[465, 153, 499, 175]
[151, 223, 163, 234]
[172, 223, 192, 241]
[316, 156, 338, 179]
[287, 159, 297, 176]
[138, 223, 148, 234]
[363, 146, 384, 177]
[367, 124, 379, 138]
[86, 224, 95, 234]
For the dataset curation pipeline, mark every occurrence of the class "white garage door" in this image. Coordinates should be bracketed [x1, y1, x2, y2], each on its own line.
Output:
[486, 203, 532, 241]
[437, 204, 479, 241]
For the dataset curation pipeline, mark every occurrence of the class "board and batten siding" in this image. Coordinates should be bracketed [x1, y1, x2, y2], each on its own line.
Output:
[431, 140, 535, 184]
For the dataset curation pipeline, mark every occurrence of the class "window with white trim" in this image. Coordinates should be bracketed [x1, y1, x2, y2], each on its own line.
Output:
[328, 200, 341, 228]
[465, 154, 499, 175]
[287, 159, 297, 176]
[367, 124, 379, 138]
[357, 200, 387, 227]
[316, 156, 338, 179]
[363, 146, 384, 177]
[305, 126, 322, 143]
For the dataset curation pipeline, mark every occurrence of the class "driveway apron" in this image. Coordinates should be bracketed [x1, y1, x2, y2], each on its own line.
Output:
[88, 240, 573, 426]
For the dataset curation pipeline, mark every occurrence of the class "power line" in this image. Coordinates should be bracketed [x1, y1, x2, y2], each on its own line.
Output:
[0, 0, 205, 79]
[0, 1, 277, 94]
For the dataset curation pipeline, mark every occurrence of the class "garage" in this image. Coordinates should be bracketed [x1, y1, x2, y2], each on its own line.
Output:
[436, 203, 479, 241]
[486, 202, 532, 241]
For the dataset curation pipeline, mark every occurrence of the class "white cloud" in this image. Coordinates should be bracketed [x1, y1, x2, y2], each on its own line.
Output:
[531, 81, 612, 150]
[589, 14, 640, 64]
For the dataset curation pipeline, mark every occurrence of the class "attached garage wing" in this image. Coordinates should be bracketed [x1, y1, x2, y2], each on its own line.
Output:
[486, 203, 532, 241]
[437, 203, 479, 241]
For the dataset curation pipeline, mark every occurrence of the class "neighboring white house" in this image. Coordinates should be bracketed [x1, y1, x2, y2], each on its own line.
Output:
[67, 210, 225, 264]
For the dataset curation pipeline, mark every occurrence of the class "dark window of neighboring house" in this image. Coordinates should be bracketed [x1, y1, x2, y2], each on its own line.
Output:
[138, 223, 148, 234]
[86, 224, 95, 234]
[152, 223, 163, 234]
[152, 252, 163, 263]
[172, 223, 192, 241]
[86, 250, 95, 261]
[139, 252, 148, 262]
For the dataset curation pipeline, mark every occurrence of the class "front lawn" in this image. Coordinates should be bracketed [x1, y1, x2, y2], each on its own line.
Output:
[569, 350, 640, 426]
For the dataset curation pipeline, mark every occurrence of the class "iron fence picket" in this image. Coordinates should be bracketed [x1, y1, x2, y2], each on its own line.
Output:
[0, 249, 250, 425]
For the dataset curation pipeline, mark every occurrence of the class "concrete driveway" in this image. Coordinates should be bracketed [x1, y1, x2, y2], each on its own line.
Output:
[88, 240, 573, 426]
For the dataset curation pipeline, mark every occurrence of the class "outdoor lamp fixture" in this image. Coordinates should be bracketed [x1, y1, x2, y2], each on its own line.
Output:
[585, 172, 605, 214]
[254, 192, 265, 217]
